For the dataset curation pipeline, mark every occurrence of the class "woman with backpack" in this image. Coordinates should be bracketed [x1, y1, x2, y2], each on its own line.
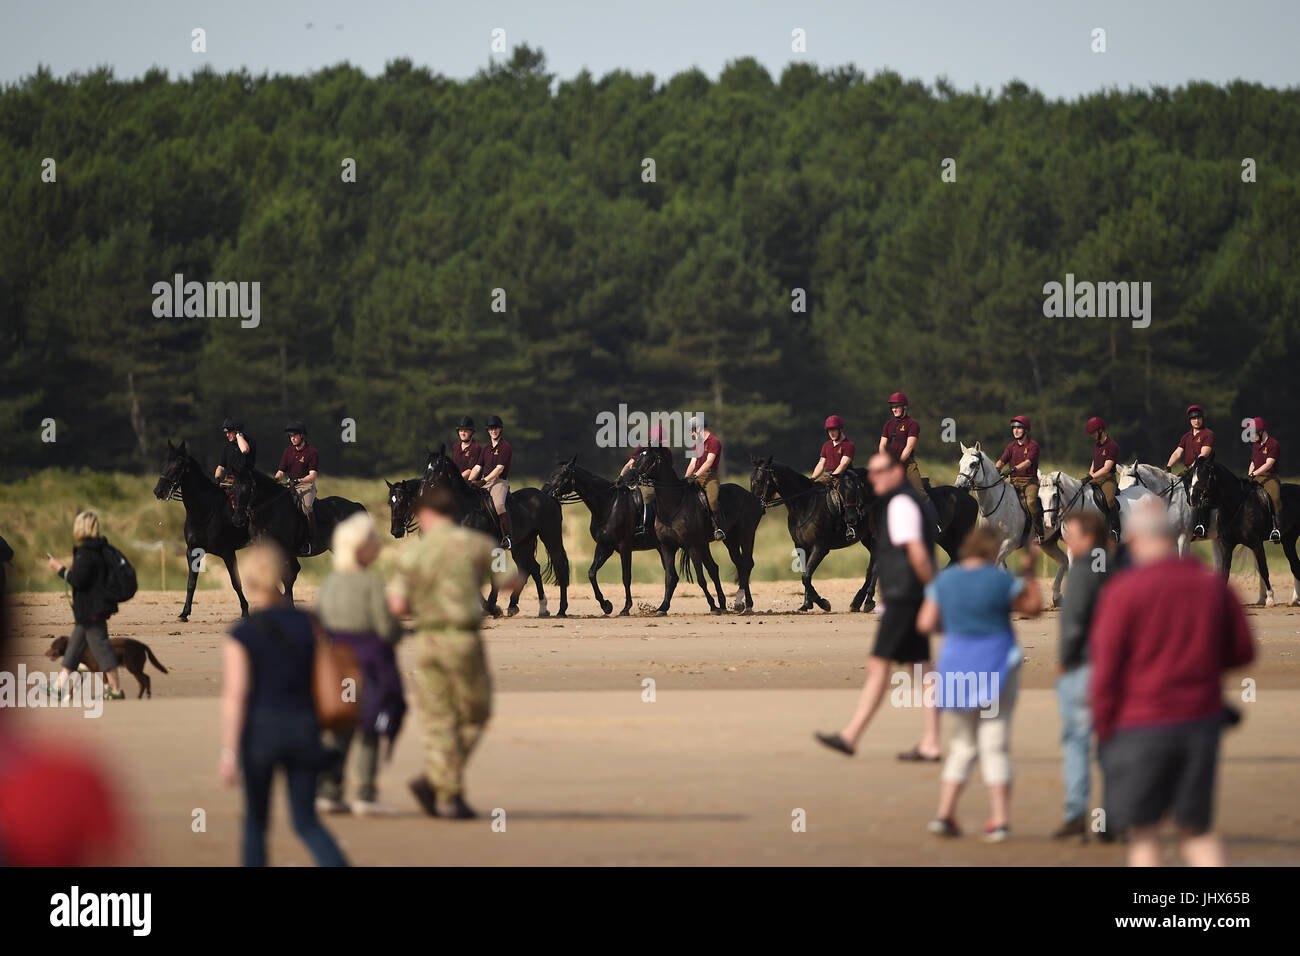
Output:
[46, 510, 126, 700]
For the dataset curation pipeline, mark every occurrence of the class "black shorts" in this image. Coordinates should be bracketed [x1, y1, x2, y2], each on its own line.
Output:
[1101, 713, 1223, 836]
[872, 599, 929, 663]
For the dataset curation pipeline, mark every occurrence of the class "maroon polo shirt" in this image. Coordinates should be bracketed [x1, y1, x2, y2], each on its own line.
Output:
[1091, 436, 1119, 474]
[693, 433, 722, 475]
[820, 438, 856, 472]
[881, 416, 919, 461]
[1177, 428, 1215, 466]
[452, 440, 483, 474]
[997, 438, 1039, 473]
[1252, 435, 1280, 472]
[482, 439, 512, 480]
[1088, 557, 1254, 741]
[278, 443, 319, 480]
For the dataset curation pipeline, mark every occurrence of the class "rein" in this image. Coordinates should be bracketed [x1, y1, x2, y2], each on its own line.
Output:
[965, 460, 1011, 519]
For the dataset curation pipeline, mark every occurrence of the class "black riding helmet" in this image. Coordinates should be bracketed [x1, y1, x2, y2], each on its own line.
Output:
[457, 416, 475, 431]
[284, 420, 307, 435]
[221, 417, 244, 433]
[486, 415, 504, 430]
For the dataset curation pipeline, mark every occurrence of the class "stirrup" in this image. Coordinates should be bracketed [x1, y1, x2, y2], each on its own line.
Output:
[501, 536, 512, 550]
[845, 526, 857, 543]
[1270, 527, 1282, 543]
[713, 527, 726, 542]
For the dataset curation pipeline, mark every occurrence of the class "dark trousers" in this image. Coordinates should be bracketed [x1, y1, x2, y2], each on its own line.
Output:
[240, 710, 348, 867]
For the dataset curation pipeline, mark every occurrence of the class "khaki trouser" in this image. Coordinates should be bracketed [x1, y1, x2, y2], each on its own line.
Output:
[414, 629, 491, 796]
[1256, 474, 1282, 515]
[903, 459, 925, 494]
[295, 481, 316, 513]
[484, 477, 509, 513]
[695, 473, 720, 512]
[1095, 475, 1117, 509]
[1011, 476, 1040, 520]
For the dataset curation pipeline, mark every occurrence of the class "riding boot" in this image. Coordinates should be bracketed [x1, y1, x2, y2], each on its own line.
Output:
[499, 511, 513, 550]
[844, 506, 859, 542]
[711, 510, 726, 542]
[1032, 507, 1045, 543]
[305, 509, 317, 555]
[1271, 507, 1282, 543]
[1108, 504, 1122, 543]
[636, 500, 647, 537]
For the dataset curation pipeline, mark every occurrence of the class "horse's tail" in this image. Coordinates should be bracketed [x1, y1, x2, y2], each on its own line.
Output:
[677, 549, 694, 583]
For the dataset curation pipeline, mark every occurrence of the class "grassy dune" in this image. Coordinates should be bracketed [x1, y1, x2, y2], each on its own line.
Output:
[0, 461, 1290, 596]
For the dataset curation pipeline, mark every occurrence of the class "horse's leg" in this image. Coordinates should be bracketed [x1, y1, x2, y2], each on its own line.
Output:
[618, 548, 634, 616]
[224, 551, 249, 618]
[588, 540, 616, 616]
[656, 544, 680, 616]
[700, 550, 725, 615]
[851, 544, 877, 612]
[509, 547, 540, 618]
[1041, 538, 1068, 607]
[284, 555, 301, 607]
[180, 544, 200, 621]
[1282, 533, 1300, 606]
[1252, 542, 1274, 607]
[798, 542, 827, 612]
[727, 537, 754, 612]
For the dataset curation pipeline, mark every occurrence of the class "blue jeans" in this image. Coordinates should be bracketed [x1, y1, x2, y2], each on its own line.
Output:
[241, 710, 348, 867]
[1056, 665, 1092, 822]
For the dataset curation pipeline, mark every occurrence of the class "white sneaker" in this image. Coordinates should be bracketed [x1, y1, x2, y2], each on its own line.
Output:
[351, 800, 400, 817]
[315, 796, 350, 814]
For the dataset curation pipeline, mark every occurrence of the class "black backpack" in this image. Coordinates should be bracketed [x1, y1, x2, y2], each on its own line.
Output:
[100, 540, 138, 605]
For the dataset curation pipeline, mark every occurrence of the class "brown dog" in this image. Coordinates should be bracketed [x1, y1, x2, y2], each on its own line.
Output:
[44, 636, 169, 699]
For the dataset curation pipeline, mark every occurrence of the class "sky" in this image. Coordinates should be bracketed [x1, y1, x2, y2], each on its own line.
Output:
[3, 0, 1297, 100]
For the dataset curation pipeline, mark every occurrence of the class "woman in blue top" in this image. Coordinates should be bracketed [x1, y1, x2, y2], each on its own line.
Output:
[916, 526, 1041, 842]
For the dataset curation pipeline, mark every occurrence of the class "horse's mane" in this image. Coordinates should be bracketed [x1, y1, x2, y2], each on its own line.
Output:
[429, 450, 478, 496]
[762, 459, 814, 488]
[169, 449, 219, 489]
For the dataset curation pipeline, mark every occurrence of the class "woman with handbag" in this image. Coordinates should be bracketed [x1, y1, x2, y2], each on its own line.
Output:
[218, 540, 348, 867]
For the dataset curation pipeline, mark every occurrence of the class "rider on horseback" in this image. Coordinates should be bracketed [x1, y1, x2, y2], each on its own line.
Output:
[812, 414, 862, 541]
[1247, 416, 1282, 543]
[215, 417, 258, 525]
[620, 424, 673, 537]
[995, 415, 1043, 542]
[1165, 404, 1215, 474]
[274, 420, 319, 547]
[684, 415, 725, 541]
[451, 416, 483, 483]
[879, 392, 926, 495]
[1084, 416, 1121, 542]
[480, 415, 513, 550]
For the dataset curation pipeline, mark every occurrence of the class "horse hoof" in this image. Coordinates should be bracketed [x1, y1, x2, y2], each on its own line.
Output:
[618, 608, 631, 617]
[860, 600, 875, 613]
[818, 600, 832, 612]
[537, 609, 550, 618]
[506, 606, 520, 618]
[796, 605, 811, 613]
[178, 613, 189, 622]
[556, 611, 567, 619]
[710, 606, 723, 615]
[600, 601, 614, 615]
[849, 602, 862, 613]
[656, 609, 668, 617]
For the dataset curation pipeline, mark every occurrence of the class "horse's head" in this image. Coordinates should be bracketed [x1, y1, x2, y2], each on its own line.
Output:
[630, 446, 660, 484]
[1039, 471, 1064, 534]
[386, 479, 418, 538]
[955, 441, 984, 490]
[422, 445, 458, 493]
[542, 456, 578, 498]
[1115, 462, 1136, 491]
[1188, 457, 1217, 538]
[154, 440, 191, 501]
[749, 455, 777, 504]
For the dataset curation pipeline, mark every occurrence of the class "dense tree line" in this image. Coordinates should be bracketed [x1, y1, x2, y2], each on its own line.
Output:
[2, 47, 1297, 482]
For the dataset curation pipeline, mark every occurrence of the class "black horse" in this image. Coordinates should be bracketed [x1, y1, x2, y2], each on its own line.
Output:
[244, 470, 367, 605]
[1189, 457, 1300, 606]
[385, 478, 422, 539]
[421, 447, 570, 617]
[630, 447, 764, 615]
[749, 457, 879, 613]
[153, 440, 252, 621]
[542, 457, 660, 616]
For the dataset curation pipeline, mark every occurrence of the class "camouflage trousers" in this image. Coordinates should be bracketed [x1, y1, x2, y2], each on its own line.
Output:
[413, 629, 492, 797]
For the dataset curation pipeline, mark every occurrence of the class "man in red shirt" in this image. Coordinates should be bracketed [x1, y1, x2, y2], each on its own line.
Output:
[480, 415, 513, 549]
[1165, 404, 1215, 473]
[1084, 416, 1121, 542]
[995, 415, 1043, 541]
[684, 416, 725, 541]
[275, 420, 320, 543]
[1088, 498, 1254, 866]
[451, 416, 483, 482]
[878, 392, 926, 494]
[1247, 416, 1282, 542]
[812, 414, 862, 538]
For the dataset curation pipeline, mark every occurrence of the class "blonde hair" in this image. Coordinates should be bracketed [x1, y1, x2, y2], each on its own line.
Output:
[331, 511, 379, 572]
[73, 509, 101, 544]
[240, 541, 287, 601]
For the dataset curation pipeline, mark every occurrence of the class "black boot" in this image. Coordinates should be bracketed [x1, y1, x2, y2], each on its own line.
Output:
[711, 511, 726, 542]
[1108, 505, 1122, 542]
[499, 511, 513, 550]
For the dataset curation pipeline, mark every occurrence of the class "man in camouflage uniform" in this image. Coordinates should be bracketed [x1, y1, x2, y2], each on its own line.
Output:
[387, 484, 516, 819]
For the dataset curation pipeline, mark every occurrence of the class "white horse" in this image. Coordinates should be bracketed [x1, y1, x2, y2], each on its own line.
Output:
[1038, 469, 1150, 557]
[1116, 462, 1210, 560]
[954, 442, 1070, 604]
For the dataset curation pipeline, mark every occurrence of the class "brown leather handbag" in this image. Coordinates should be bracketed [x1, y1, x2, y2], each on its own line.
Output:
[307, 614, 362, 733]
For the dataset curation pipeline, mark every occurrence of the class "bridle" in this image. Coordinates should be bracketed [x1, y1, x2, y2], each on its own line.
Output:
[961, 455, 1010, 518]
